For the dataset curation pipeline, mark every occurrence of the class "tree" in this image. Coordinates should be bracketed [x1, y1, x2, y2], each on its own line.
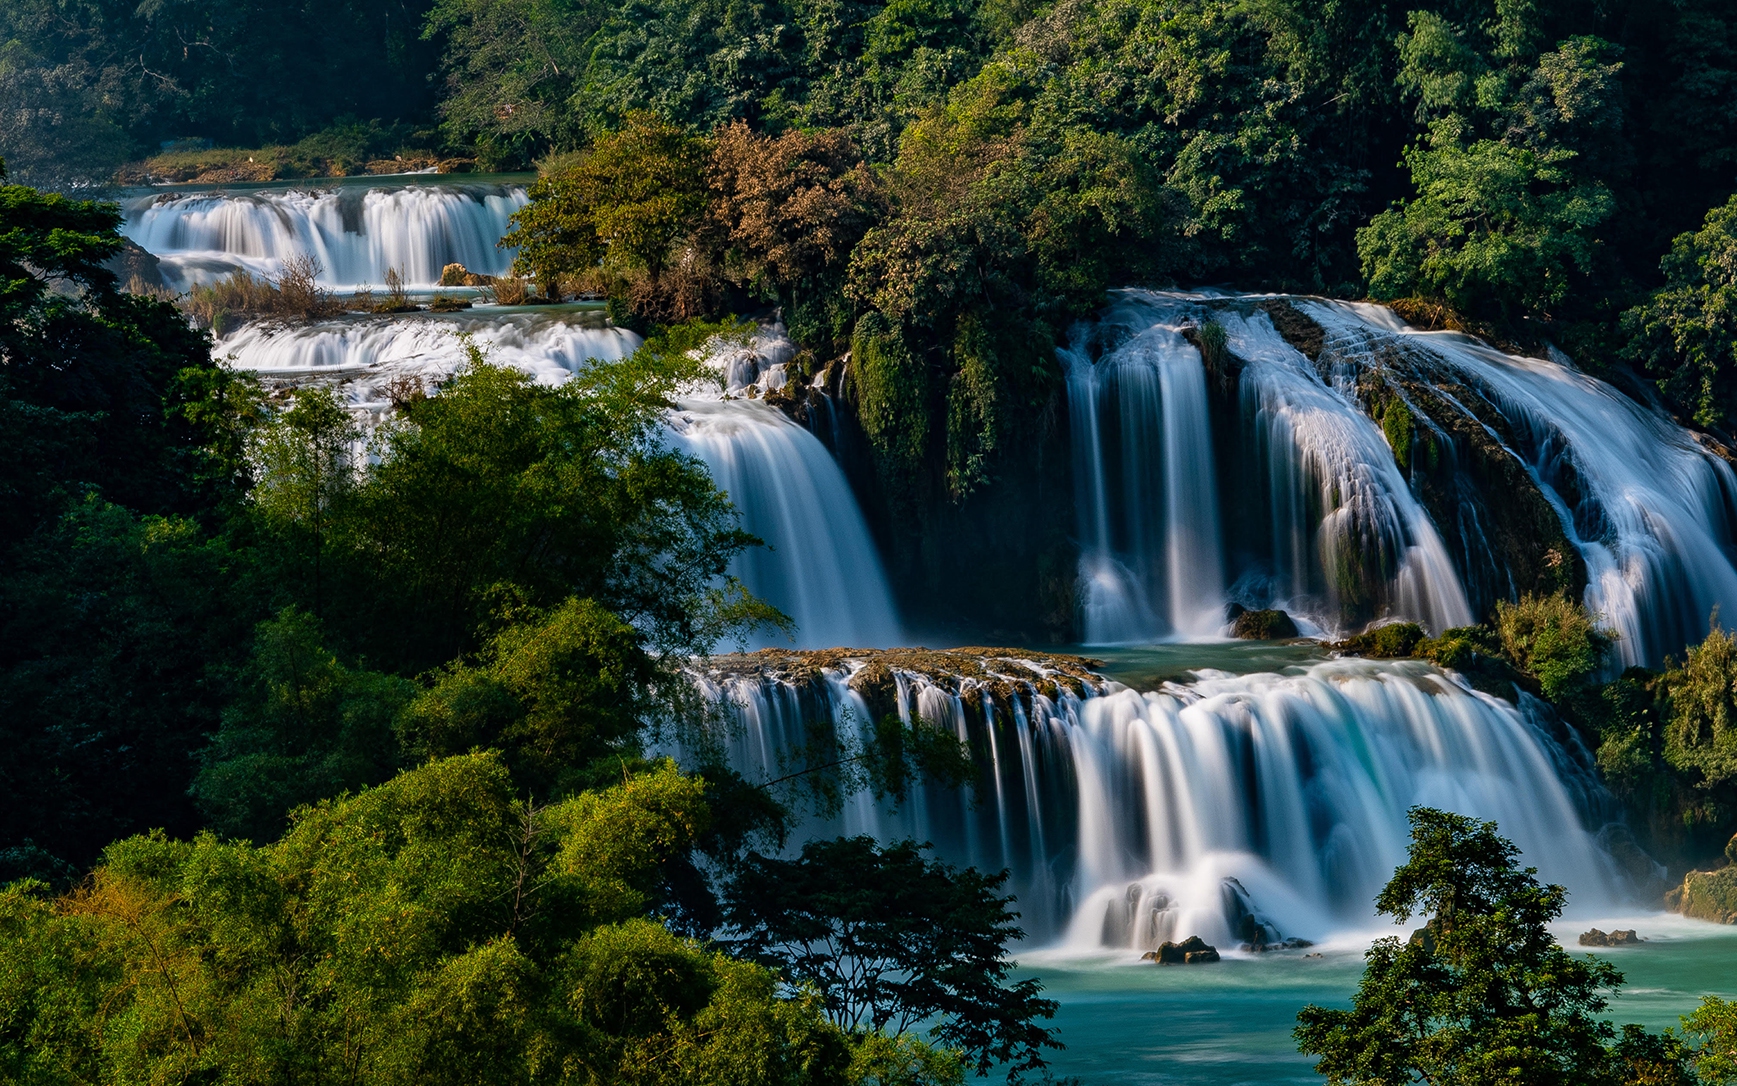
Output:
[191, 608, 415, 841]
[0, 754, 982, 1086]
[1295, 807, 1685, 1086]
[249, 386, 359, 617]
[725, 836, 1060, 1081]
[502, 113, 711, 307]
[1623, 195, 1737, 432]
[1357, 25, 1625, 322]
[329, 338, 765, 671]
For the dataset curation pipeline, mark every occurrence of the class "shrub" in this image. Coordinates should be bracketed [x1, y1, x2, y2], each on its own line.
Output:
[1661, 622, 1737, 792]
[1493, 591, 1615, 700]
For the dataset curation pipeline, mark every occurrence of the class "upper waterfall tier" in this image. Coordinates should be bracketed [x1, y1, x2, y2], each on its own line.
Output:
[1301, 300, 1737, 666]
[689, 648, 1629, 949]
[216, 308, 637, 409]
[1066, 290, 1737, 661]
[121, 180, 528, 290]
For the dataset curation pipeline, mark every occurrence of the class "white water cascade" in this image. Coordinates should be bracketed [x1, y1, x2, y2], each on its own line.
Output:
[218, 309, 638, 399]
[1303, 301, 1737, 665]
[121, 182, 527, 290]
[1227, 307, 1474, 634]
[1063, 294, 1226, 643]
[696, 654, 1624, 947]
[1066, 292, 1472, 640]
[669, 327, 903, 649]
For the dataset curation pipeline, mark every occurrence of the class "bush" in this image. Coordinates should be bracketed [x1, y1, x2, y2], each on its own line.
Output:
[182, 255, 340, 332]
[1661, 623, 1737, 794]
[1494, 591, 1615, 701]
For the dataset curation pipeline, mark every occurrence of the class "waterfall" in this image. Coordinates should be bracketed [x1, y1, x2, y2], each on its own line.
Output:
[668, 326, 903, 650]
[1226, 308, 1474, 634]
[218, 310, 638, 399]
[1066, 292, 1472, 639]
[1063, 295, 1226, 643]
[121, 182, 528, 290]
[1302, 301, 1737, 665]
[694, 653, 1624, 947]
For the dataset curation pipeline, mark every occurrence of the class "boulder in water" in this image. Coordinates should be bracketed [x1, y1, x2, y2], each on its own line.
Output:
[1227, 605, 1299, 640]
[1577, 928, 1641, 946]
[439, 262, 495, 287]
[1150, 935, 1220, 964]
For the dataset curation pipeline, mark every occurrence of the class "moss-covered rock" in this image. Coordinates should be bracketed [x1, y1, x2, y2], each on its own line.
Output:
[1229, 607, 1299, 640]
[1669, 864, 1737, 924]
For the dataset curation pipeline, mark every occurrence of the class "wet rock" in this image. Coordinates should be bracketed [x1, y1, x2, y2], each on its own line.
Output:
[439, 262, 495, 287]
[1577, 928, 1641, 946]
[1227, 605, 1299, 640]
[1152, 935, 1220, 964]
[1241, 934, 1315, 952]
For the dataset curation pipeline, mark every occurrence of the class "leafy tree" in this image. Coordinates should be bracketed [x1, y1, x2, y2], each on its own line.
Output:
[726, 836, 1059, 1081]
[191, 608, 415, 842]
[249, 386, 359, 616]
[709, 122, 882, 344]
[1659, 622, 1737, 816]
[1295, 807, 1684, 1086]
[422, 0, 602, 167]
[1358, 24, 1625, 322]
[0, 164, 256, 873]
[1685, 996, 1737, 1086]
[400, 595, 661, 795]
[1623, 195, 1737, 432]
[1493, 590, 1617, 701]
[0, 753, 980, 1086]
[328, 341, 763, 670]
[503, 113, 712, 309]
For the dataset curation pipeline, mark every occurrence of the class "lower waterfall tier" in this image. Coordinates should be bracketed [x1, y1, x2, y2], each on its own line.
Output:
[688, 648, 1632, 949]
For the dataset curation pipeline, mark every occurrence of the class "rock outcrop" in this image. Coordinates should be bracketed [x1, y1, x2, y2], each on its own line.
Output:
[1577, 928, 1642, 946]
[1227, 605, 1299, 640]
[1142, 935, 1221, 964]
[1666, 833, 1737, 925]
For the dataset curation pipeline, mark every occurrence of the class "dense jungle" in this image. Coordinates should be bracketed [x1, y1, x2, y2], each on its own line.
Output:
[5, 0, 1737, 1081]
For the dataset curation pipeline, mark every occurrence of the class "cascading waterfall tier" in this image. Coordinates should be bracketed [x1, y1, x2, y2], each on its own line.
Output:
[216, 308, 638, 411]
[690, 648, 1624, 948]
[1066, 292, 1473, 640]
[1299, 300, 1737, 666]
[1062, 295, 1226, 643]
[121, 181, 527, 290]
[669, 326, 904, 650]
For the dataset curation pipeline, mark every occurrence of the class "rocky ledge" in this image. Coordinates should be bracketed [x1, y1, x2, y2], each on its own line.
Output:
[1578, 928, 1642, 946]
[1666, 834, 1737, 925]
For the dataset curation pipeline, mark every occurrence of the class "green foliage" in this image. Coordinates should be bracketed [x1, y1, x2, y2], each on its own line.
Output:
[1295, 807, 1671, 1086]
[1359, 20, 1625, 323]
[726, 836, 1060, 1079]
[2, 754, 944, 1086]
[192, 608, 415, 841]
[504, 113, 711, 298]
[1495, 590, 1616, 701]
[249, 386, 359, 614]
[402, 596, 661, 795]
[1661, 623, 1737, 797]
[1623, 196, 1737, 431]
[1685, 996, 1737, 1086]
[0, 1, 442, 185]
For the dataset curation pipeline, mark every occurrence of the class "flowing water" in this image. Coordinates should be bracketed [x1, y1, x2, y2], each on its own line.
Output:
[696, 648, 1625, 947]
[1302, 300, 1737, 666]
[121, 177, 529, 289]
